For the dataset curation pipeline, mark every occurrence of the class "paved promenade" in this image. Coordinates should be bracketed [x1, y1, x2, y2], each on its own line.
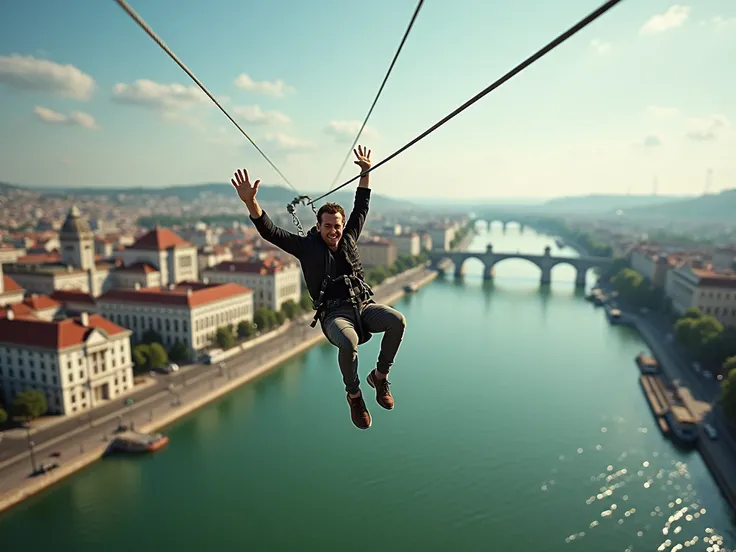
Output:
[0, 267, 436, 514]
[611, 301, 736, 519]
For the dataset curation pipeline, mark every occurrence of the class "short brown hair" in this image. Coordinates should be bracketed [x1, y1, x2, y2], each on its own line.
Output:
[316, 202, 345, 224]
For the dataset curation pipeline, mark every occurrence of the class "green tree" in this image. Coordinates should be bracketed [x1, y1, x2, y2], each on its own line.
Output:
[168, 340, 191, 362]
[237, 320, 255, 339]
[724, 356, 736, 374]
[214, 326, 236, 349]
[281, 300, 300, 320]
[147, 342, 169, 370]
[721, 368, 736, 421]
[682, 307, 702, 319]
[254, 307, 276, 330]
[299, 292, 312, 311]
[611, 268, 644, 297]
[12, 390, 48, 421]
[132, 344, 150, 373]
[0, 408, 7, 425]
[272, 310, 285, 325]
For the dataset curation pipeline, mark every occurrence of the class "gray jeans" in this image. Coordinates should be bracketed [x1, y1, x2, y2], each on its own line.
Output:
[322, 302, 407, 394]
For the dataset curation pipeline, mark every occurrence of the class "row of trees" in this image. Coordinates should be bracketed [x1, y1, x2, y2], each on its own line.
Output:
[673, 308, 736, 370]
[365, 251, 430, 287]
[0, 390, 49, 425]
[610, 267, 668, 311]
[206, 292, 316, 351]
[722, 357, 736, 420]
[449, 223, 474, 250]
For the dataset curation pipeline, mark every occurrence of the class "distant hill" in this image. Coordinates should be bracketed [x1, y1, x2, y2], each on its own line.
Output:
[7, 182, 418, 213]
[621, 188, 736, 222]
[540, 194, 689, 214]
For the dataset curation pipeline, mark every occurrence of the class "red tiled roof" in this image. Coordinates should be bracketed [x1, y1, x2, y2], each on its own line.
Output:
[0, 314, 128, 349]
[0, 303, 35, 320]
[692, 268, 736, 289]
[98, 282, 252, 308]
[128, 228, 194, 251]
[16, 252, 61, 264]
[23, 294, 61, 310]
[49, 289, 96, 304]
[117, 262, 159, 274]
[206, 258, 292, 275]
[2, 274, 23, 293]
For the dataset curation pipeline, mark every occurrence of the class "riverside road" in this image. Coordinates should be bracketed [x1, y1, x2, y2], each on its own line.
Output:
[0, 267, 430, 491]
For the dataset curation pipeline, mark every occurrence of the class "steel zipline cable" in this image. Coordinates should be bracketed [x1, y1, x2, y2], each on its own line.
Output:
[325, 0, 425, 193]
[114, 0, 300, 194]
[309, 0, 626, 206]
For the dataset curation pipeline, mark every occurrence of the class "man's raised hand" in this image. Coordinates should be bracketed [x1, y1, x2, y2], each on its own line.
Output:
[231, 169, 260, 203]
[353, 145, 371, 173]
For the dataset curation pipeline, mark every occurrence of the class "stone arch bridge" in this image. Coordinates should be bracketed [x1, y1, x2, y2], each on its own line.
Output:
[429, 245, 612, 286]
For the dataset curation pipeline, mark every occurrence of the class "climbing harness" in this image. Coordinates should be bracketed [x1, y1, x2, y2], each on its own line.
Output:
[311, 272, 375, 345]
[325, 0, 425, 193]
[286, 195, 317, 237]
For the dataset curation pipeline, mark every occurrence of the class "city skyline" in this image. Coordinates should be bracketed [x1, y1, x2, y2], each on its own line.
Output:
[1, 0, 735, 199]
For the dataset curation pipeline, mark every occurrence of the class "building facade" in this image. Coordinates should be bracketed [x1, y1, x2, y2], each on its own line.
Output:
[202, 258, 301, 312]
[96, 282, 254, 352]
[665, 266, 736, 327]
[0, 312, 133, 415]
[358, 237, 398, 268]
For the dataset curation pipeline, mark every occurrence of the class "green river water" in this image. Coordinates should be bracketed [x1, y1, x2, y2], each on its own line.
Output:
[1, 223, 734, 552]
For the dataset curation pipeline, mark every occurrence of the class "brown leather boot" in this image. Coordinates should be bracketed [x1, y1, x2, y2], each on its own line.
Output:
[367, 370, 394, 410]
[347, 392, 371, 429]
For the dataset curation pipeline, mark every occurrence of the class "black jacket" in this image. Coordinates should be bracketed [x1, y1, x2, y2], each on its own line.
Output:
[249, 187, 372, 305]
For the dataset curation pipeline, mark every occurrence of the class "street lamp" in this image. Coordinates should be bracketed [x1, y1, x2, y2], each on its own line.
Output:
[168, 383, 181, 406]
[124, 397, 135, 430]
[25, 426, 38, 474]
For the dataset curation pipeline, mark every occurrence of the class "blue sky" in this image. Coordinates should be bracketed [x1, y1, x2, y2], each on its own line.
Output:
[0, 0, 734, 200]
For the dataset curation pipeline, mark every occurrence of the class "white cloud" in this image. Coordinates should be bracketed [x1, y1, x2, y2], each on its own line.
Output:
[698, 16, 736, 29]
[33, 106, 99, 129]
[232, 105, 291, 125]
[589, 39, 612, 54]
[640, 5, 690, 36]
[686, 114, 731, 141]
[646, 105, 679, 118]
[0, 54, 95, 100]
[642, 134, 663, 147]
[264, 133, 314, 153]
[234, 74, 294, 97]
[111, 79, 208, 111]
[323, 120, 379, 143]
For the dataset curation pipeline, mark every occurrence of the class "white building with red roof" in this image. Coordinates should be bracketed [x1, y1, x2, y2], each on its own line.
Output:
[117, 226, 199, 288]
[201, 257, 301, 312]
[665, 261, 736, 328]
[96, 281, 254, 353]
[0, 312, 134, 415]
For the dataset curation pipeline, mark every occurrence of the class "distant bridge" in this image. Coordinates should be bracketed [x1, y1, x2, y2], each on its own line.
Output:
[429, 245, 612, 286]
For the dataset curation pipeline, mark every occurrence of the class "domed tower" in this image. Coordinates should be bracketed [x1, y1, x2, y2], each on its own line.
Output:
[60, 205, 95, 270]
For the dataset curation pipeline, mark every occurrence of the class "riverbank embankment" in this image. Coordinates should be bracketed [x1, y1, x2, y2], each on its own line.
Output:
[0, 268, 437, 515]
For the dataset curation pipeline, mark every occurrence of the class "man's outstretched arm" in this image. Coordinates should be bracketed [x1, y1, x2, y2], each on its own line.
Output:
[344, 146, 372, 241]
[231, 168, 305, 258]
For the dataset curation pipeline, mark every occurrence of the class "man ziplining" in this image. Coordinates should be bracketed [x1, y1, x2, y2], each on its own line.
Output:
[231, 146, 407, 430]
